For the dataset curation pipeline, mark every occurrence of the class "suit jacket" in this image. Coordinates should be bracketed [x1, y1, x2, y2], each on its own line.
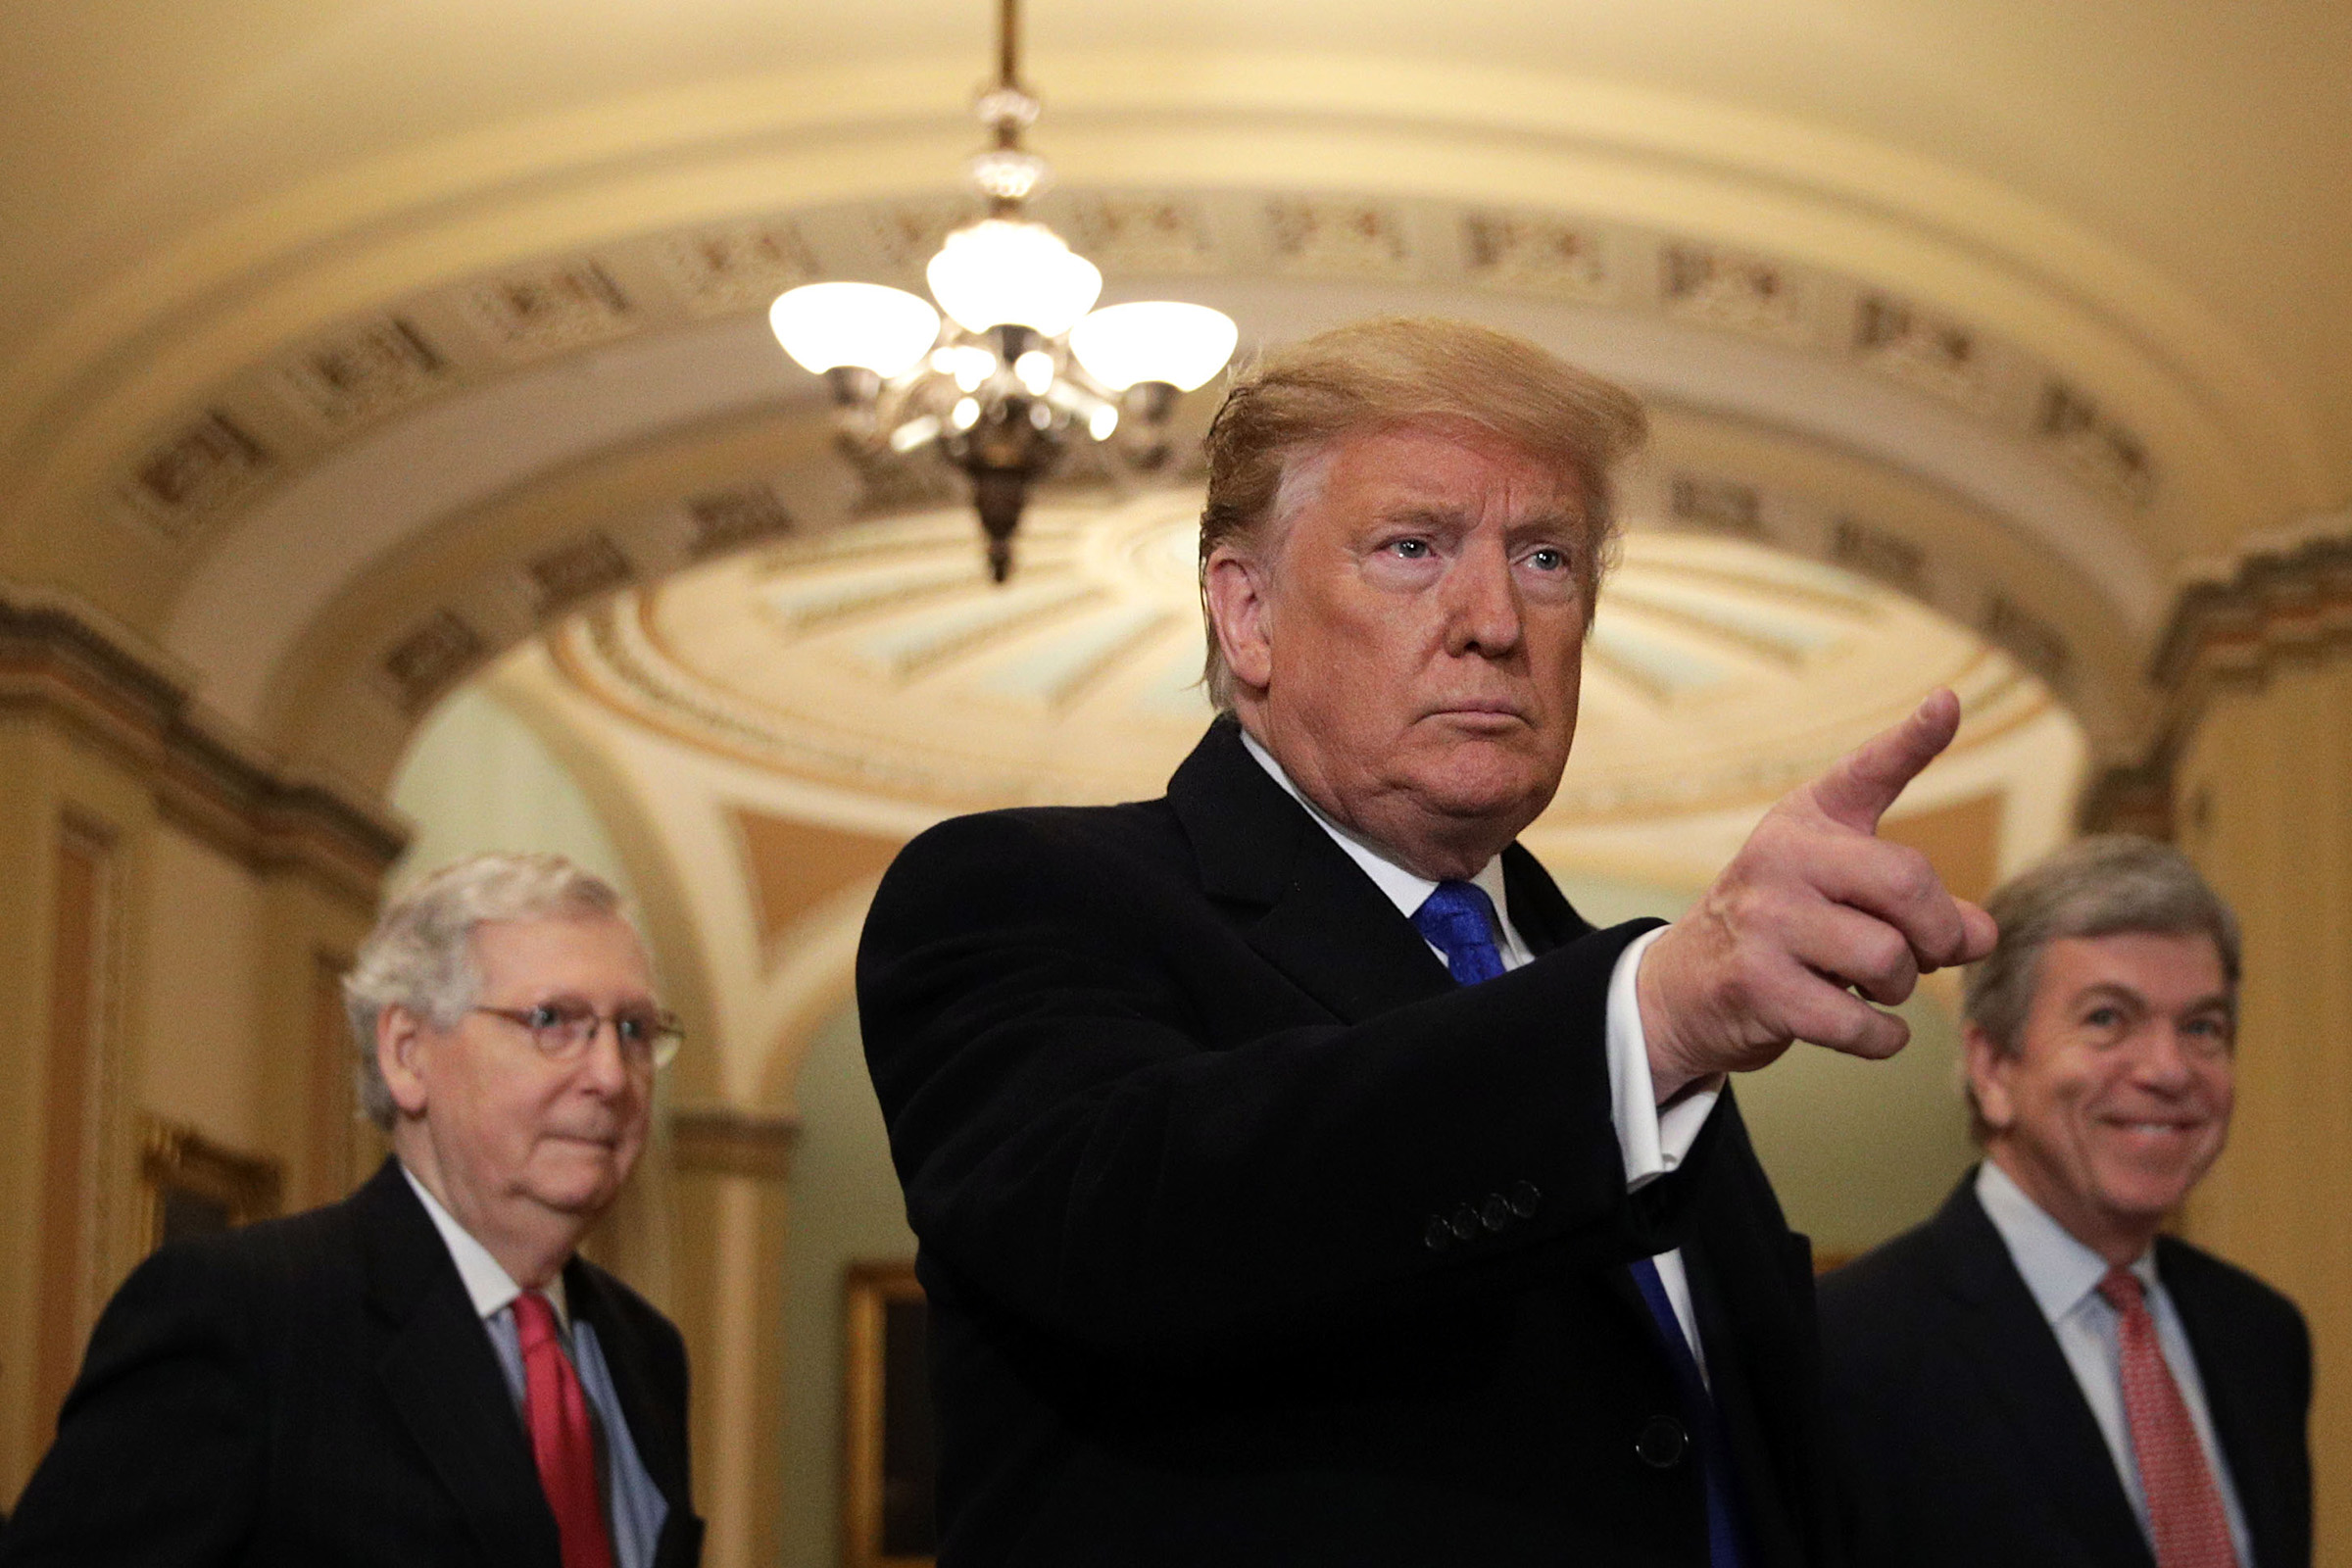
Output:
[0, 1157, 703, 1568]
[857, 718, 1837, 1567]
[1819, 1173, 2310, 1568]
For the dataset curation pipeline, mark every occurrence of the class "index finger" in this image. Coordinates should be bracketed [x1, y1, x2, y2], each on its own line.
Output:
[1805, 689, 1962, 831]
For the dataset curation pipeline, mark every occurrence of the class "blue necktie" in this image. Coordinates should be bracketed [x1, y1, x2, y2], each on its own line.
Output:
[1411, 878, 1748, 1568]
[1409, 881, 1508, 984]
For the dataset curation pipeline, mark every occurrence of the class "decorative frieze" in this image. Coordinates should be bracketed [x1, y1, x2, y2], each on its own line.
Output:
[687, 485, 797, 560]
[124, 412, 277, 537]
[378, 609, 487, 716]
[659, 223, 821, 317]
[463, 262, 636, 359]
[1661, 243, 1808, 343]
[1264, 198, 1411, 279]
[1462, 212, 1607, 301]
[279, 318, 449, 429]
[525, 533, 634, 617]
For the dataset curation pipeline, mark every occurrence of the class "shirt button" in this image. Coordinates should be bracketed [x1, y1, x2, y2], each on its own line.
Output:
[1635, 1415, 1689, 1470]
[1423, 1216, 1453, 1251]
[1448, 1205, 1482, 1242]
[1507, 1181, 1543, 1219]
[1479, 1194, 1513, 1232]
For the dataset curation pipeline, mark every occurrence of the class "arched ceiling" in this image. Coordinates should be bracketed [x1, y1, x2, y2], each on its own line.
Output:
[2, 0, 2344, 785]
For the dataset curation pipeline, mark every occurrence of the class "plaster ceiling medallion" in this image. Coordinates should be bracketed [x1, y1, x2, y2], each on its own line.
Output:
[545, 485, 2061, 821]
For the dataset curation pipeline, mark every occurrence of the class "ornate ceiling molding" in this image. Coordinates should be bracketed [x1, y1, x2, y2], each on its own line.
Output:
[530, 488, 2067, 827]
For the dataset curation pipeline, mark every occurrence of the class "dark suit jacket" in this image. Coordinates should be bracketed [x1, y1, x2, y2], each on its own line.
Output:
[0, 1157, 702, 1568]
[858, 718, 1837, 1567]
[1819, 1173, 2310, 1568]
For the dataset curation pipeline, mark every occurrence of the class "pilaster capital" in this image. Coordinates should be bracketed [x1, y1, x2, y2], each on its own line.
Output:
[0, 581, 407, 904]
[2153, 527, 2352, 698]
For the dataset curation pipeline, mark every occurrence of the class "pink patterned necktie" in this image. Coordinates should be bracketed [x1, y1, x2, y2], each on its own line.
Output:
[2096, 1267, 2238, 1568]
[513, 1289, 617, 1568]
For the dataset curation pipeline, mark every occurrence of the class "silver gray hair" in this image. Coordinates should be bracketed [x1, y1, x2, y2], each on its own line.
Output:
[1962, 834, 2240, 1140]
[344, 853, 629, 1129]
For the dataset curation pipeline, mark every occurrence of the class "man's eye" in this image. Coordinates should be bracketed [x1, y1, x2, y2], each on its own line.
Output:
[2082, 1006, 2123, 1029]
[1527, 547, 1568, 571]
[614, 1015, 651, 1044]
[1388, 538, 1433, 560]
[526, 1004, 565, 1030]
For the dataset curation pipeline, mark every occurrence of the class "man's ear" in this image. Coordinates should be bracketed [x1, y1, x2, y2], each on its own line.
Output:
[1961, 1023, 2014, 1134]
[376, 1005, 434, 1119]
[1203, 547, 1274, 692]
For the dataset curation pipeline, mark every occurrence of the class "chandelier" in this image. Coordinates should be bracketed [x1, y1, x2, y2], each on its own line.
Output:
[768, 0, 1238, 582]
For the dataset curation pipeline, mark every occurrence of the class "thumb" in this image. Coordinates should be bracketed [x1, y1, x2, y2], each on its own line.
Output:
[1806, 689, 1962, 831]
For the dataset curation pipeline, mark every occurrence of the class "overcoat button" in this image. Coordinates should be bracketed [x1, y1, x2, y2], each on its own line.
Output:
[1506, 1180, 1543, 1219]
[1448, 1205, 1481, 1242]
[1635, 1415, 1689, 1469]
[1479, 1194, 1513, 1232]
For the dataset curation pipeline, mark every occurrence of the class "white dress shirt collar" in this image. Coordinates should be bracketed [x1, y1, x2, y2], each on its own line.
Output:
[1975, 1158, 2157, 1323]
[400, 1161, 569, 1327]
[1239, 727, 1528, 960]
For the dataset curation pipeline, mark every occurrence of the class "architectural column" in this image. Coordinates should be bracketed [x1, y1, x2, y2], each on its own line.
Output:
[669, 1103, 801, 1568]
[2149, 536, 2352, 1563]
[0, 587, 402, 1503]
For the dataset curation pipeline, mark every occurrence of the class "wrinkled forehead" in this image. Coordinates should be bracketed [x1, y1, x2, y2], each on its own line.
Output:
[1266, 417, 1591, 550]
[467, 911, 656, 999]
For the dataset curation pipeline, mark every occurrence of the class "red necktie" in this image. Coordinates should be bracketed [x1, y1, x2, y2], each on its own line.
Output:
[513, 1289, 617, 1568]
[2097, 1267, 2238, 1568]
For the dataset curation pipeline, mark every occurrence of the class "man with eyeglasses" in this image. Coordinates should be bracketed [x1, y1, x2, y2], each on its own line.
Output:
[0, 853, 703, 1568]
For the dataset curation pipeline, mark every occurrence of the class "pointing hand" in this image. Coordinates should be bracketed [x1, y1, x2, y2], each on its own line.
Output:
[1635, 690, 2000, 1101]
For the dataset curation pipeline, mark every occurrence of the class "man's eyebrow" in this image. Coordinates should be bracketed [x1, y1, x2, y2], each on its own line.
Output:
[2069, 980, 2235, 1017]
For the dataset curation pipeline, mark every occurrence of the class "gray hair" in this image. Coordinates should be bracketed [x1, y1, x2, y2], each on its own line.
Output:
[1962, 834, 2240, 1139]
[344, 853, 629, 1129]
[1197, 316, 1649, 710]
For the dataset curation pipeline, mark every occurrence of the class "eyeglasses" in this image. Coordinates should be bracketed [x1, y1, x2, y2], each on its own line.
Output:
[472, 1001, 684, 1070]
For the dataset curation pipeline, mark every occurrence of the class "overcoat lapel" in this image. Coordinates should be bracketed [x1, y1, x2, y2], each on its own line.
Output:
[2162, 1240, 2287, 1568]
[567, 1261, 702, 1566]
[1169, 722, 1687, 1338]
[357, 1160, 560, 1568]
[1167, 720, 1454, 1023]
[1928, 1179, 2153, 1568]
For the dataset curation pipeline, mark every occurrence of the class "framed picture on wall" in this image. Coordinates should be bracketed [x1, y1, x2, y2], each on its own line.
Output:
[843, 1260, 937, 1568]
[141, 1115, 282, 1250]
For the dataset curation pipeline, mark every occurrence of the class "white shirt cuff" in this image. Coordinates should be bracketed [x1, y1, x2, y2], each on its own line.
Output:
[1605, 927, 1721, 1192]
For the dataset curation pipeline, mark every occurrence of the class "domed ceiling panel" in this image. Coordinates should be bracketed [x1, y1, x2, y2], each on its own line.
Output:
[546, 485, 2063, 823]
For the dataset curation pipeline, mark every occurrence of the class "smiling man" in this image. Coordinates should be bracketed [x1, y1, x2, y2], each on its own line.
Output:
[1821, 835, 2311, 1568]
[0, 854, 703, 1568]
[859, 317, 1994, 1567]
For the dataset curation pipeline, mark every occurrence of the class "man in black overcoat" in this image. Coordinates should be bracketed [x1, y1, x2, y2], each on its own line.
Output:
[1821, 836, 2309, 1568]
[859, 317, 1995, 1567]
[1, 854, 703, 1568]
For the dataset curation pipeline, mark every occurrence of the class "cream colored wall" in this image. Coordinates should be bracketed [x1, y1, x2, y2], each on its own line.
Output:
[776, 1001, 917, 1568]
[138, 825, 267, 1152]
[389, 684, 638, 903]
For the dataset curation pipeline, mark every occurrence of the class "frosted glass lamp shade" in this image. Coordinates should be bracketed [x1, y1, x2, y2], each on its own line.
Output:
[926, 220, 1103, 336]
[769, 283, 941, 377]
[1069, 302, 1239, 392]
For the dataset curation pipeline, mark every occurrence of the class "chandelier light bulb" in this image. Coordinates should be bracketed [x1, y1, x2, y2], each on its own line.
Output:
[951, 396, 983, 430]
[769, 282, 941, 377]
[1088, 404, 1119, 440]
[1013, 350, 1056, 396]
[925, 219, 1103, 336]
[1069, 301, 1240, 392]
